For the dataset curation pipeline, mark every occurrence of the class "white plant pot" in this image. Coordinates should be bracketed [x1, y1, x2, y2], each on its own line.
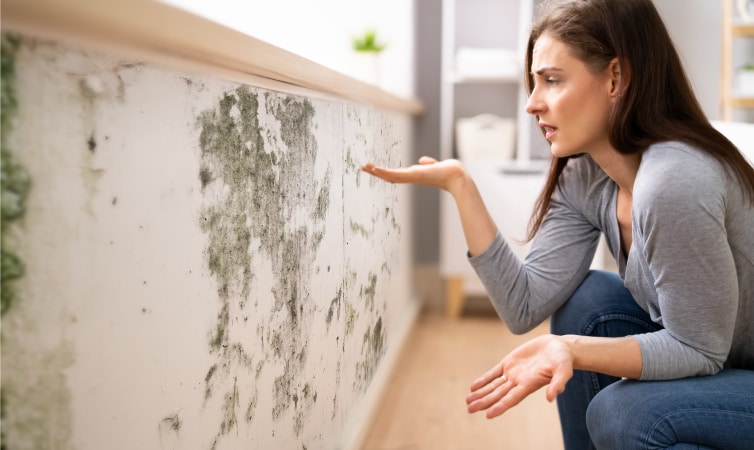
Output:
[736, 70, 754, 96]
[350, 52, 380, 85]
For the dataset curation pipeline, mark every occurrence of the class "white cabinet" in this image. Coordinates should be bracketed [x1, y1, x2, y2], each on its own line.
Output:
[439, 0, 543, 317]
[440, 163, 545, 317]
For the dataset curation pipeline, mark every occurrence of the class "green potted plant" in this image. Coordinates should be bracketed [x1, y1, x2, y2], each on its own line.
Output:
[350, 29, 387, 85]
[352, 29, 387, 53]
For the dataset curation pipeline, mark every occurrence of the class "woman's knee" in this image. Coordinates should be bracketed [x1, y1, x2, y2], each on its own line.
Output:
[586, 373, 754, 449]
[585, 381, 640, 450]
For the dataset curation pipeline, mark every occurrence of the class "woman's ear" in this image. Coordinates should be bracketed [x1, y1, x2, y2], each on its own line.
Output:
[608, 57, 627, 98]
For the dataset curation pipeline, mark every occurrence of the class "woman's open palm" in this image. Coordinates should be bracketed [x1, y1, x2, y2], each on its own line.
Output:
[362, 156, 466, 194]
[465, 334, 574, 419]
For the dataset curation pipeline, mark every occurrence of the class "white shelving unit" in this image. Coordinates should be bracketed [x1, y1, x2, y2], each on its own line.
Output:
[439, 0, 545, 317]
[440, 0, 535, 164]
[721, 0, 754, 121]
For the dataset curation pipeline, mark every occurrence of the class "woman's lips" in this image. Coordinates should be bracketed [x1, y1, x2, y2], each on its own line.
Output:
[540, 123, 557, 139]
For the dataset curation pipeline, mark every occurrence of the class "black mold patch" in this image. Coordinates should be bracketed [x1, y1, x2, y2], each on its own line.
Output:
[349, 219, 371, 239]
[1, 34, 31, 316]
[292, 383, 316, 436]
[244, 388, 258, 424]
[204, 364, 218, 399]
[158, 412, 182, 450]
[87, 132, 96, 152]
[312, 171, 330, 222]
[159, 413, 182, 433]
[199, 166, 213, 189]
[344, 147, 362, 187]
[354, 316, 386, 391]
[360, 273, 378, 312]
[344, 301, 357, 337]
[325, 285, 343, 330]
[198, 86, 329, 443]
[219, 377, 239, 435]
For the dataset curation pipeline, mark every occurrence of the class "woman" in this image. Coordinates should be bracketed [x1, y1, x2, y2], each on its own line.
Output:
[362, 0, 754, 448]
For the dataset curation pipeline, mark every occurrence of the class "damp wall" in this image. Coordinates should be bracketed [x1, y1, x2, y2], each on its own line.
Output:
[0, 22, 419, 450]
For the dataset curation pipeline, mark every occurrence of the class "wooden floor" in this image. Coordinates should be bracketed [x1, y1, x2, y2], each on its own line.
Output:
[361, 305, 564, 450]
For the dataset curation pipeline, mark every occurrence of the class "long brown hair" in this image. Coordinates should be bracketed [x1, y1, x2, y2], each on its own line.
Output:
[525, 0, 754, 241]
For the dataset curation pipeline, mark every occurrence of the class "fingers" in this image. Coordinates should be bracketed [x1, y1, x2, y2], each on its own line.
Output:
[362, 155, 436, 175]
[469, 362, 505, 392]
[466, 377, 532, 419]
[545, 364, 572, 402]
[360, 161, 437, 186]
[484, 384, 530, 419]
[466, 372, 505, 405]
[360, 163, 407, 183]
[361, 157, 465, 192]
[466, 376, 513, 414]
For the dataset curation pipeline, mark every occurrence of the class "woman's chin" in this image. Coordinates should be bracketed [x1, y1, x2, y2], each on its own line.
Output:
[550, 145, 567, 158]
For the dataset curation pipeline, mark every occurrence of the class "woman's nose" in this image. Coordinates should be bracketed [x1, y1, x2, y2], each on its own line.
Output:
[525, 89, 544, 116]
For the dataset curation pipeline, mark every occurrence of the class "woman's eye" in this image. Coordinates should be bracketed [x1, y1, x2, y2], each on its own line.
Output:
[546, 77, 560, 84]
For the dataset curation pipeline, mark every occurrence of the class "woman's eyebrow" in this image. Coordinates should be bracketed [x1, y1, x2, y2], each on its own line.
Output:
[532, 66, 564, 75]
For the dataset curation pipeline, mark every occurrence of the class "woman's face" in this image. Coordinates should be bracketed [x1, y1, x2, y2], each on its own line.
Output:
[526, 33, 617, 158]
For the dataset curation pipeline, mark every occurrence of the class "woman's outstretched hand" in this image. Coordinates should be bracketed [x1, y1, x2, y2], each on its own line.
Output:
[361, 156, 467, 195]
[466, 334, 574, 419]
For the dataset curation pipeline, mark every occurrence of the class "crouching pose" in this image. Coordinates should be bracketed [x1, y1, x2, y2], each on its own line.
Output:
[363, 0, 754, 448]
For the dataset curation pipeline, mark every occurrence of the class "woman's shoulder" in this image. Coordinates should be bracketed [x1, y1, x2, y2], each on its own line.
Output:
[635, 141, 726, 207]
[639, 141, 724, 181]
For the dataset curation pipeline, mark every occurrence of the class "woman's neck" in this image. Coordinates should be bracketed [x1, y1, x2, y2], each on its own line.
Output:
[591, 148, 643, 195]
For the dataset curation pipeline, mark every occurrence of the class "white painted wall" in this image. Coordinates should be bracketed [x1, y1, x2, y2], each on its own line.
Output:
[1, 34, 417, 449]
[160, 0, 417, 99]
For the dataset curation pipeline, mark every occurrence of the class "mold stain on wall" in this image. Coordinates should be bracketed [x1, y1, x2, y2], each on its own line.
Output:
[355, 316, 386, 391]
[197, 86, 331, 447]
[0, 34, 31, 449]
[1, 32, 409, 449]
[1, 34, 31, 316]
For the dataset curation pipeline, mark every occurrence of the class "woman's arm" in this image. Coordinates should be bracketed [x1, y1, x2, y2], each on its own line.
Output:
[365, 155, 607, 333]
[631, 145, 737, 379]
[362, 157, 498, 256]
[565, 334, 642, 378]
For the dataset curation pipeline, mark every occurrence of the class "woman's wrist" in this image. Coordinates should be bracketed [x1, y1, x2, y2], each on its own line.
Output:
[559, 334, 580, 367]
[446, 162, 472, 198]
[559, 334, 643, 379]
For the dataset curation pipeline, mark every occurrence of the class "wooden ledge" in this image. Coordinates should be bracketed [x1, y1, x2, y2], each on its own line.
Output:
[1, 0, 424, 115]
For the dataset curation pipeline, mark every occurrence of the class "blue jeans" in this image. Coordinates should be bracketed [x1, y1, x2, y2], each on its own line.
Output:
[551, 270, 754, 450]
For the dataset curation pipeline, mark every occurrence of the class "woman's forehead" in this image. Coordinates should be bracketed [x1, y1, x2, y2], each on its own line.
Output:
[531, 35, 573, 69]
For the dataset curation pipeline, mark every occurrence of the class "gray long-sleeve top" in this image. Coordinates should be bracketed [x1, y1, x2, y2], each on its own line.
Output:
[468, 141, 754, 380]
